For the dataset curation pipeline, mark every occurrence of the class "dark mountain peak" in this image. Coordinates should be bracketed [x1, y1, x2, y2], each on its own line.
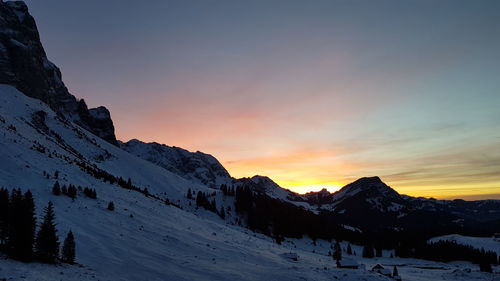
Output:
[337, 176, 397, 197]
[301, 188, 334, 205]
[235, 175, 294, 199]
[352, 176, 383, 185]
[0, 1, 117, 144]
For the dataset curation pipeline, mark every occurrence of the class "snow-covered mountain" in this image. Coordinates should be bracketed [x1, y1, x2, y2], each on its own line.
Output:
[120, 139, 232, 188]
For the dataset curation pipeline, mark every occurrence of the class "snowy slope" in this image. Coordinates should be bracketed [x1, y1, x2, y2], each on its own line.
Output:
[429, 234, 500, 255]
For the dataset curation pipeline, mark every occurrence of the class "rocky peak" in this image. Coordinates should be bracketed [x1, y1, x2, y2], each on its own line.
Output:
[0, 1, 117, 144]
[120, 139, 232, 188]
[302, 188, 335, 205]
[334, 176, 399, 199]
[235, 175, 295, 200]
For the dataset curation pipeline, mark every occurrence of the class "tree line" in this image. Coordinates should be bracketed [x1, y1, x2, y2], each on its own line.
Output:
[193, 190, 226, 219]
[52, 181, 97, 200]
[415, 240, 498, 272]
[0, 188, 75, 264]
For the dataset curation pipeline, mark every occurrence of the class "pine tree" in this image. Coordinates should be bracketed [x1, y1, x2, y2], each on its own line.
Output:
[393, 265, 399, 276]
[219, 206, 226, 219]
[210, 199, 217, 212]
[61, 231, 76, 264]
[107, 201, 115, 211]
[333, 240, 342, 261]
[7, 189, 36, 261]
[196, 191, 204, 207]
[346, 243, 353, 255]
[6, 188, 22, 256]
[67, 185, 77, 199]
[20, 190, 36, 261]
[36, 201, 59, 263]
[376, 247, 382, 257]
[0, 188, 9, 246]
[186, 188, 192, 199]
[52, 181, 61, 195]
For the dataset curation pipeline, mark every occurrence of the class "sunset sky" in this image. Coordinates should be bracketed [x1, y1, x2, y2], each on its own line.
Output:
[25, 0, 500, 199]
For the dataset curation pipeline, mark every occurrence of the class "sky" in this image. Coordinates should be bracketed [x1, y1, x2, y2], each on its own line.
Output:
[23, 0, 500, 199]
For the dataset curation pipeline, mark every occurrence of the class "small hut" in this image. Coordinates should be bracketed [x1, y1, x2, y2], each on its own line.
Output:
[371, 264, 392, 276]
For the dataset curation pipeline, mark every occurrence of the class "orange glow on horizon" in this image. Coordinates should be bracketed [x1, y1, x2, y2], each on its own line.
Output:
[278, 182, 343, 194]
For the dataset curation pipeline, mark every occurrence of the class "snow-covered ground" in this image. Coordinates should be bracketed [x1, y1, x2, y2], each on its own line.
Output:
[0, 84, 498, 280]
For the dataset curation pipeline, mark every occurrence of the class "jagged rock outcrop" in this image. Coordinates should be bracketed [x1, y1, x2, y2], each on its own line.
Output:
[0, 1, 117, 144]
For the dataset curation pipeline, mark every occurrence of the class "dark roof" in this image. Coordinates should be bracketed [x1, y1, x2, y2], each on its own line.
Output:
[372, 264, 385, 269]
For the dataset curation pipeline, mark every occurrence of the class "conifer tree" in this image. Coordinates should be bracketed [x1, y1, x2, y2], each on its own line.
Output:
[196, 191, 204, 207]
[52, 181, 61, 195]
[333, 240, 342, 261]
[107, 201, 115, 211]
[20, 190, 36, 260]
[376, 247, 382, 257]
[0, 188, 9, 246]
[393, 265, 399, 277]
[36, 201, 59, 263]
[210, 199, 217, 212]
[67, 185, 77, 199]
[6, 188, 22, 256]
[186, 188, 192, 199]
[346, 243, 353, 255]
[7, 189, 36, 261]
[61, 231, 76, 264]
[219, 206, 226, 219]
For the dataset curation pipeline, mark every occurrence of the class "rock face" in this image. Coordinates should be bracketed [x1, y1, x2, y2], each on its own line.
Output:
[120, 139, 232, 188]
[0, 1, 117, 144]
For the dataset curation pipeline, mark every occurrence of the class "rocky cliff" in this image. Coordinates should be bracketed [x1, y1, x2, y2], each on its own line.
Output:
[0, 1, 117, 144]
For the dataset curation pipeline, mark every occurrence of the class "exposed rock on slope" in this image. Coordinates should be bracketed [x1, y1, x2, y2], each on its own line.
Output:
[0, 1, 117, 144]
[120, 139, 232, 188]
